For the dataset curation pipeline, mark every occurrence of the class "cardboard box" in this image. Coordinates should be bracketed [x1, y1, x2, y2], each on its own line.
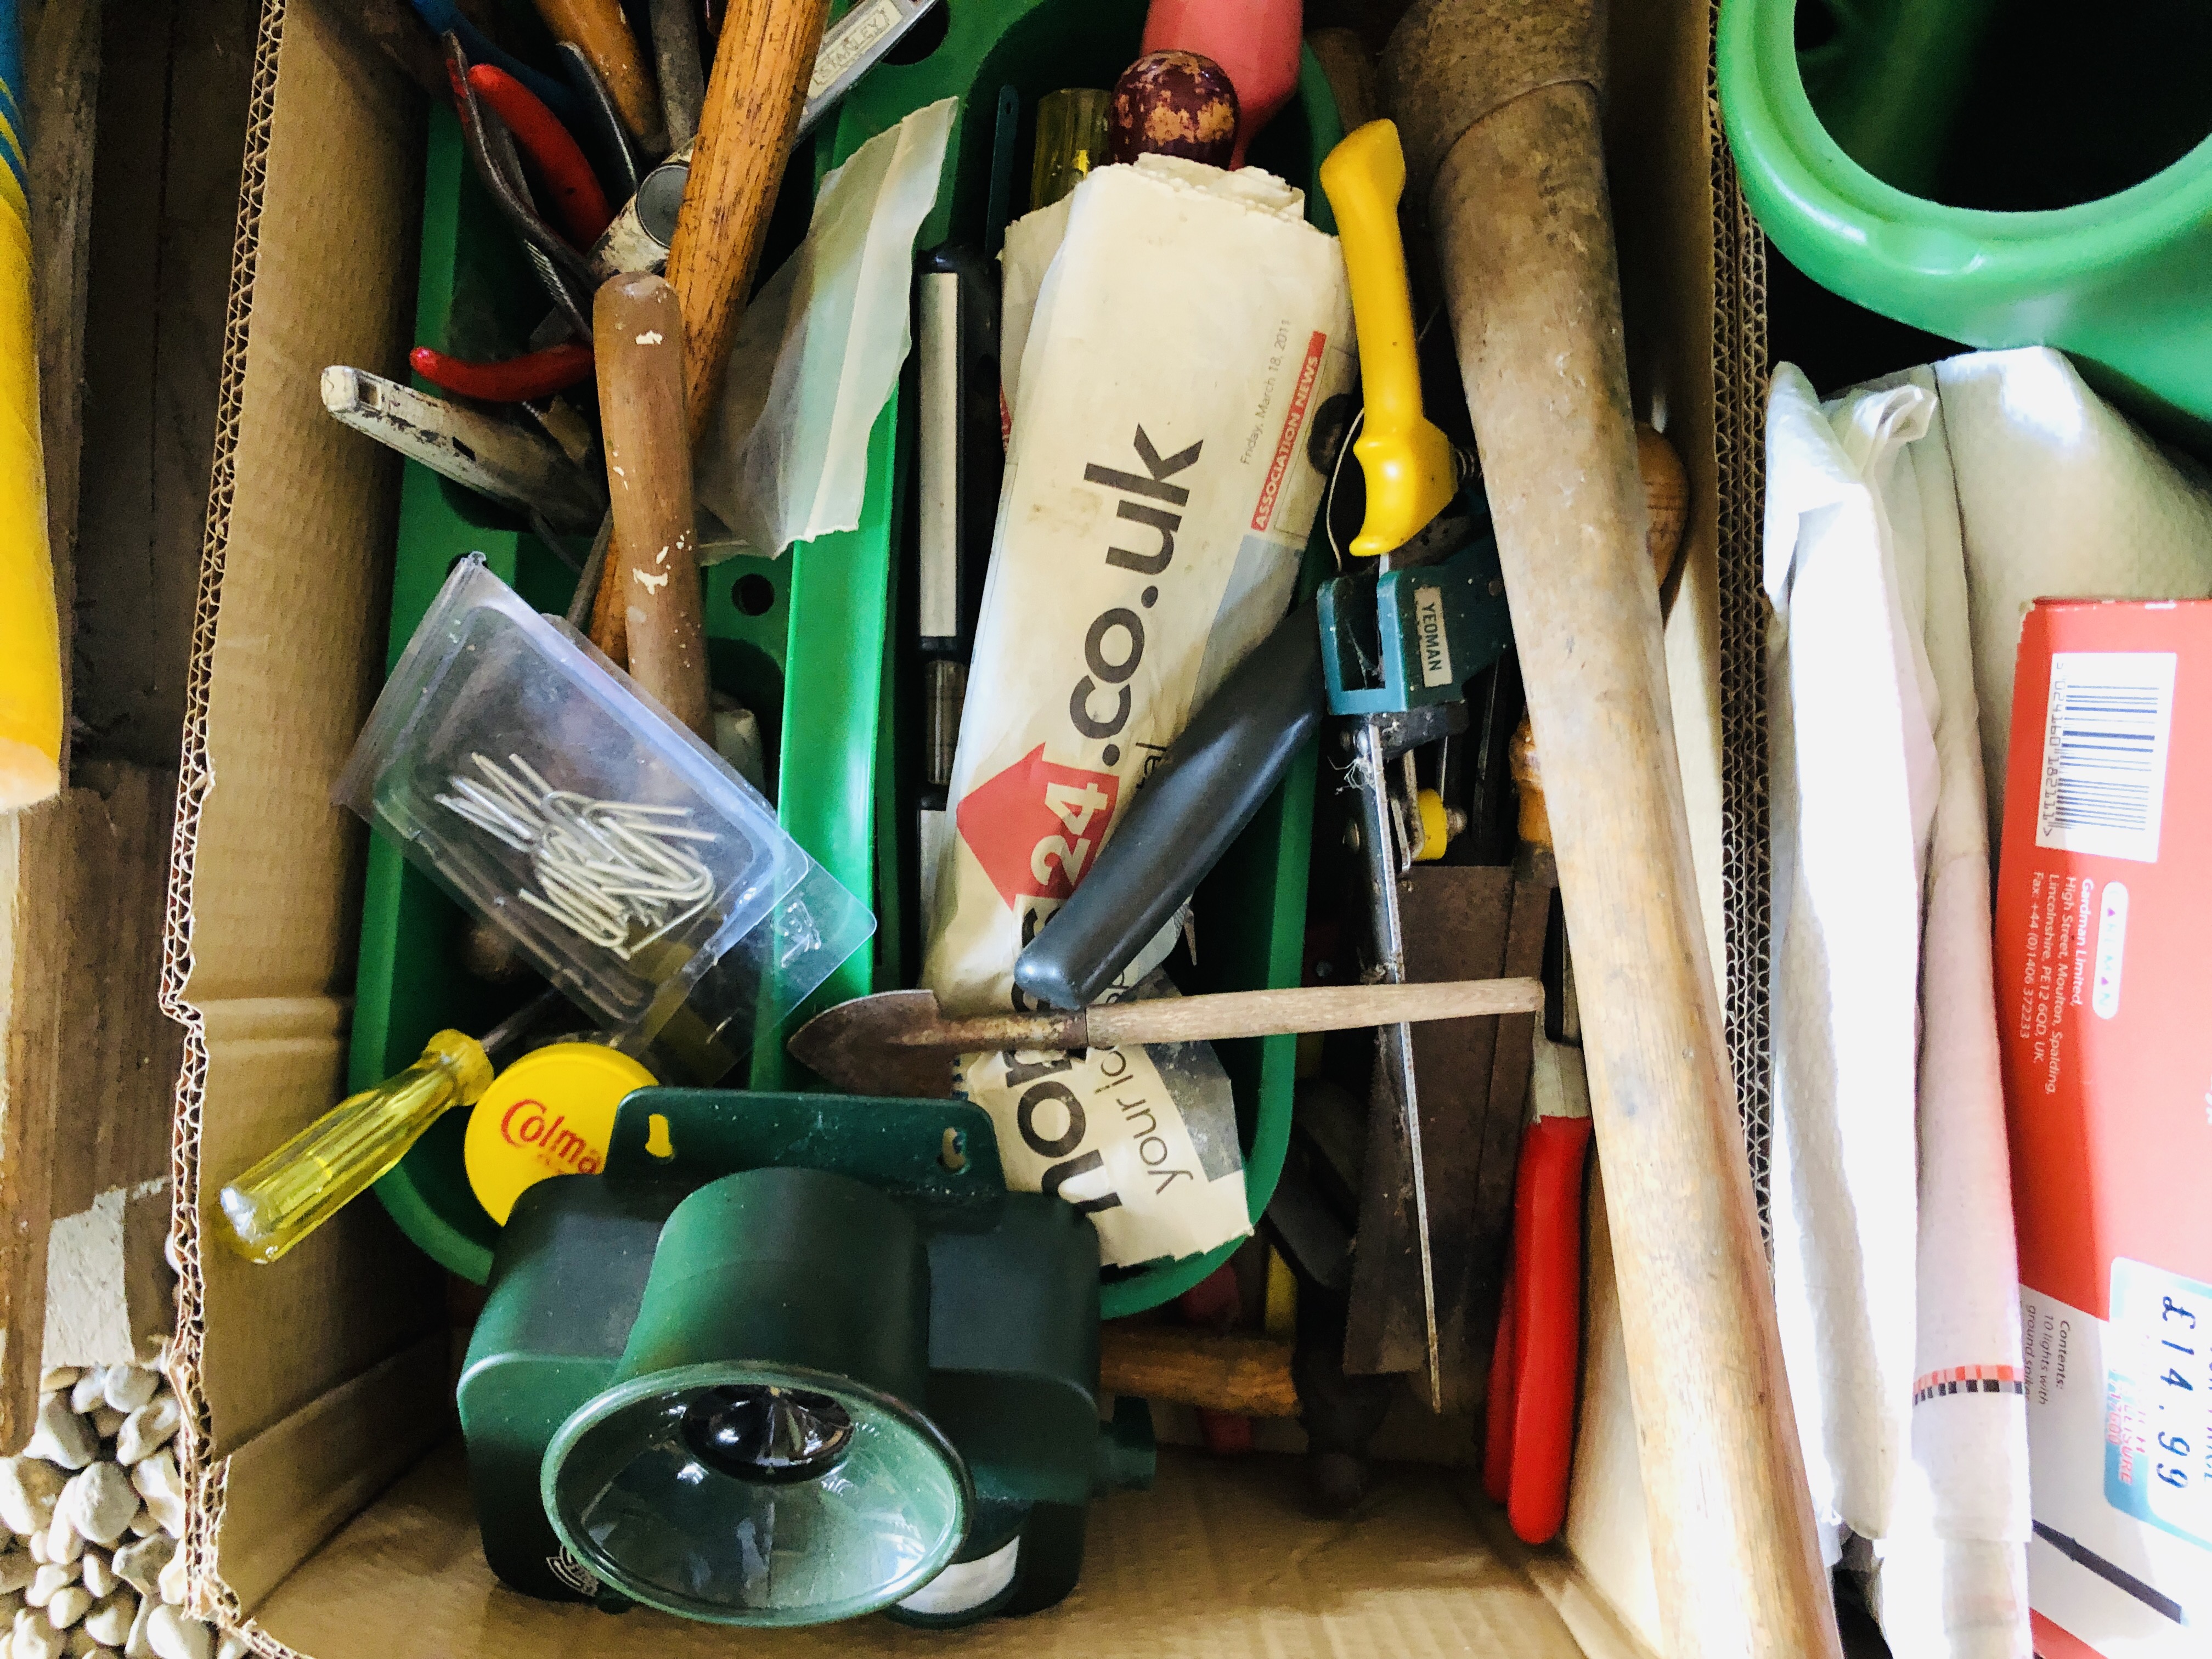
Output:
[150, 2, 1757, 1654]
[1996, 600, 2212, 1657]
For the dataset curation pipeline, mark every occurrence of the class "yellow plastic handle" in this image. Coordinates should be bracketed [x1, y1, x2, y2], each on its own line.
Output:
[1319, 120, 1459, 558]
[0, 189, 61, 810]
[217, 1030, 494, 1264]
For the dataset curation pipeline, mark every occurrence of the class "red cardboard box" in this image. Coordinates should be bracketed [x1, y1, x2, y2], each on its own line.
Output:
[1996, 600, 2212, 1658]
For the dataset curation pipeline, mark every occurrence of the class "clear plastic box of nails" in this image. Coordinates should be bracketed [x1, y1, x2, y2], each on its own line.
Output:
[337, 556, 873, 1063]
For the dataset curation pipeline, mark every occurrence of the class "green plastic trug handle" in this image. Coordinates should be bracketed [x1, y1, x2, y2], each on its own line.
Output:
[218, 1032, 493, 1264]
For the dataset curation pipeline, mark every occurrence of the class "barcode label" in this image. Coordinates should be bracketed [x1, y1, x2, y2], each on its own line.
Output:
[2035, 652, 2176, 864]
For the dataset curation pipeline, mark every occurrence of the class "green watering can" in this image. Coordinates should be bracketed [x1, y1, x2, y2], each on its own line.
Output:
[1719, 0, 2212, 436]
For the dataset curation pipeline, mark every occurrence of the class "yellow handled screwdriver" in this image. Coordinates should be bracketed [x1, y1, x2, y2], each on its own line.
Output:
[218, 988, 565, 1264]
[1318, 120, 1459, 559]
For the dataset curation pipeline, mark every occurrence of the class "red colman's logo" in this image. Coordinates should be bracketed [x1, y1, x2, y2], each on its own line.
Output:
[957, 746, 1120, 910]
[500, 1098, 602, 1174]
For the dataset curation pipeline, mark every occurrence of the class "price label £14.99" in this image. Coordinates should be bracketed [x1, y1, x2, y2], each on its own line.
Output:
[2105, 1257, 2212, 1550]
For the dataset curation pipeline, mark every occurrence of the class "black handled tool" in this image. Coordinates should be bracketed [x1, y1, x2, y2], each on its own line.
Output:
[1012, 597, 1325, 1009]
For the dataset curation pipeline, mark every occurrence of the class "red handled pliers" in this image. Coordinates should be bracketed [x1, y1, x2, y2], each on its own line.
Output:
[420, 43, 608, 405]
[411, 342, 595, 403]
[465, 63, 614, 248]
[1483, 1008, 1593, 1545]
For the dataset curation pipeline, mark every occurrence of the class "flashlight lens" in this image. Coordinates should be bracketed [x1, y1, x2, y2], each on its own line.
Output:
[683, 1384, 855, 1483]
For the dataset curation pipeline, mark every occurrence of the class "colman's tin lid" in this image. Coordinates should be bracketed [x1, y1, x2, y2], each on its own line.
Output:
[464, 1042, 658, 1223]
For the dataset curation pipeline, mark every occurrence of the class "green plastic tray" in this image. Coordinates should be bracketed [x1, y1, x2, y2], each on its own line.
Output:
[351, 0, 1341, 1321]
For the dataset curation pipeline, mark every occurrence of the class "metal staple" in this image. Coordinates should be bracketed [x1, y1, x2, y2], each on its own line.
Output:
[436, 752, 718, 960]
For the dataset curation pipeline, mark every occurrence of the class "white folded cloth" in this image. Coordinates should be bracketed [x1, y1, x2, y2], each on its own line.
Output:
[1764, 361, 2031, 1659]
[1931, 349, 2212, 846]
[1766, 366, 1937, 1560]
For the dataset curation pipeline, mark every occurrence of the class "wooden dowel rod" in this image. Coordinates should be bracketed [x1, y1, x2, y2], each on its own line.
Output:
[1087, 978, 1543, 1048]
[1386, 1, 1839, 1650]
[594, 273, 709, 737]
[664, 0, 830, 439]
[1099, 1327, 1300, 1418]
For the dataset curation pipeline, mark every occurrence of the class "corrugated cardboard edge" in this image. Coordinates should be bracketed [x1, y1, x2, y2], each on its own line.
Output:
[1705, 0, 1773, 1244]
[158, 0, 286, 1631]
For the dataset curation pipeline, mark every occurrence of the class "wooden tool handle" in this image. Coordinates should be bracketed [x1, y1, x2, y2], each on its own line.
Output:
[594, 273, 711, 739]
[665, 0, 831, 438]
[532, 0, 665, 150]
[1511, 428, 1686, 850]
[587, 539, 629, 664]
[1639, 422, 1689, 593]
[1508, 714, 1550, 850]
[1086, 978, 1543, 1047]
[1098, 1326, 1299, 1418]
[1390, 0, 1840, 1647]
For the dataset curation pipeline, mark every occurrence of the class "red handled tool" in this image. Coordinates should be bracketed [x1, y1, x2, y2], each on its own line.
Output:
[411, 342, 595, 402]
[1140, 0, 1303, 170]
[445, 32, 595, 337]
[466, 63, 614, 246]
[1481, 716, 1598, 1544]
[1482, 973, 1593, 1545]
